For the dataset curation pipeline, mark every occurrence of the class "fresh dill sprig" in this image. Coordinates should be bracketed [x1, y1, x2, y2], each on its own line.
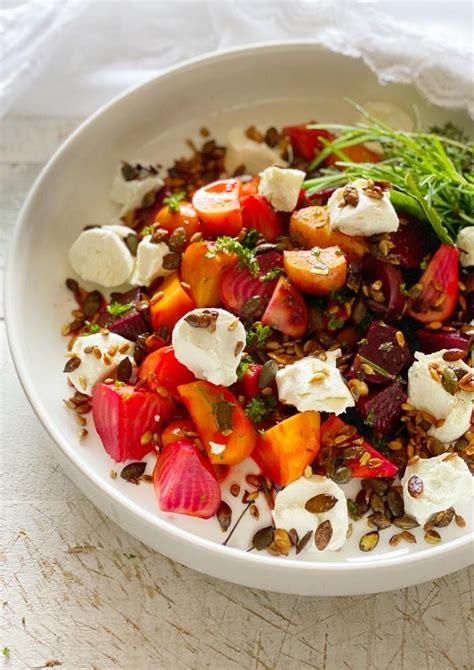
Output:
[303, 104, 474, 244]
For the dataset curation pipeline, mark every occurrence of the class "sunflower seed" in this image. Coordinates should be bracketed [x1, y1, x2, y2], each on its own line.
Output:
[424, 529, 441, 544]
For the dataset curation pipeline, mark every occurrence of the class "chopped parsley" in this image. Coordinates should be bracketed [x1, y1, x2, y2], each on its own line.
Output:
[246, 323, 272, 348]
[210, 236, 259, 274]
[83, 322, 101, 335]
[236, 360, 251, 380]
[241, 228, 260, 249]
[327, 315, 346, 331]
[260, 267, 284, 283]
[163, 190, 186, 213]
[107, 302, 134, 317]
[419, 259, 428, 270]
[245, 394, 277, 423]
[141, 224, 155, 236]
[400, 282, 410, 297]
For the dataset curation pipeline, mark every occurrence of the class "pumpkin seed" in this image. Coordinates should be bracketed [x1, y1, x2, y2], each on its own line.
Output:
[359, 531, 379, 552]
[441, 367, 458, 395]
[83, 291, 102, 318]
[168, 227, 187, 251]
[288, 528, 299, 547]
[216, 501, 232, 532]
[315, 520, 333, 550]
[162, 252, 181, 270]
[116, 357, 132, 383]
[213, 400, 234, 434]
[296, 530, 312, 554]
[252, 526, 274, 551]
[347, 499, 362, 521]
[305, 494, 338, 514]
[185, 310, 219, 330]
[240, 295, 264, 322]
[369, 491, 385, 514]
[63, 356, 81, 373]
[355, 489, 369, 515]
[121, 162, 138, 181]
[407, 475, 424, 498]
[368, 512, 391, 530]
[387, 488, 404, 517]
[258, 360, 278, 390]
[332, 466, 352, 485]
[120, 462, 146, 482]
[125, 233, 139, 256]
[267, 529, 292, 556]
[393, 515, 419, 530]
[431, 507, 455, 528]
[424, 529, 441, 544]
[65, 277, 79, 293]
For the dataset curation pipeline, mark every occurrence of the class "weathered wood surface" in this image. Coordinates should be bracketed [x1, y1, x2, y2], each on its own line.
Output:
[1, 115, 472, 670]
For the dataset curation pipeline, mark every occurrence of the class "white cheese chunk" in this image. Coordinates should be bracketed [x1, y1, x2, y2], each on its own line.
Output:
[408, 350, 473, 443]
[258, 166, 305, 212]
[401, 454, 473, 525]
[327, 178, 399, 237]
[130, 236, 172, 287]
[67, 333, 133, 395]
[224, 127, 288, 175]
[276, 349, 354, 415]
[69, 227, 134, 288]
[172, 308, 246, 387]
[109, 166, 164, 216]
[456, 227, 474, 267]
[272, 475, 349, 552]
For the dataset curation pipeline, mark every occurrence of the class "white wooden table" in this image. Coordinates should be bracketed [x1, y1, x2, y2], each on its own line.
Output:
[1, 115, 472, 670]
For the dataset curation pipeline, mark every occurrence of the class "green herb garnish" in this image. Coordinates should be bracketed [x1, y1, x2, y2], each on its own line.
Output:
[245, 394, 277, 423]
[327, 315, 346, 331]
[210, 236, 259, 274]
[241, 228, 260, 249]
[260, 267, 284, 283]
[246, 324, 272, 348]
[236, 360, 251, 380]
[163, 190, 186, 213]
[141, 225, 155, 236]
[303, 103, 474, 244]
[107, 302, 134, 317]
[83, 322, 101, 335]
[365, 408, 376, 427]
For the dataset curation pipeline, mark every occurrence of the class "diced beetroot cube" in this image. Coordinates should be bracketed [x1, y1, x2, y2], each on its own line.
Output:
[153, 439, 221, 519]
[354, 322, 412, 384]
[416, 328, 470, 355]
[98, 287, 150, 341]
[261, 276, 308, 338]
[220, 251, 283, 315]
[241, 195, 283, 242]
[92, 383, 175, 462]
[386, 217, 435, 269]
[362, 256, 406, 320]
[357, 381, 407, 436]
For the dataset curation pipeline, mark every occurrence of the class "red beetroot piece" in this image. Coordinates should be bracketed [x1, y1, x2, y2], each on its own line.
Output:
[408, 243, 459, 324]
[362, 256, 406, 321]
[385, 217, 434, 268]
[416, 328, 470, 355]
[153, 439, 221, 519]
[92, 383, 174, 462]
[241, 195, 283, 242]
[261, 276, 309, 338]
[220, 251, 283, 315]
[354, 322, 412, 384]
[98, 287, 149, 341]
[357, 381, 407, 436]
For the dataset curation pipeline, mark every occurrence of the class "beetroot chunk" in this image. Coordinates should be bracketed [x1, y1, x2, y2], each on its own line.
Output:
[386, 217, 435, 269]
[357, 381, 407, 435]
[362, 256, 406, 321]
[416, 328, 470, 355]
[354, 322, 412, 384]
[98, 287, 149, 341]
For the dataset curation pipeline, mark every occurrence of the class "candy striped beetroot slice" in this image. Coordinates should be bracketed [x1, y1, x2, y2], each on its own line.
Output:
[153, 439, 221, 519]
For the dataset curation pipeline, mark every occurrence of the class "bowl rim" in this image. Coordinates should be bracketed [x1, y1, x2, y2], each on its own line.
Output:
[5, 39, 473, 575]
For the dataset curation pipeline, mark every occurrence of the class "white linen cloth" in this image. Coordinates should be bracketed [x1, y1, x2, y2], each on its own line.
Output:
[1, 0, 473, 118]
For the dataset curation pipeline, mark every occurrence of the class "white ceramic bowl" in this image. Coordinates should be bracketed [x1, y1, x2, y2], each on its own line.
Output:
[6, 42, 473, 595]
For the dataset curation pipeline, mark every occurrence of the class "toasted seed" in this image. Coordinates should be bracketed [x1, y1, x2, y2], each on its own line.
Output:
[305, 494, 338, 514]
[442, 452, 458, 463]
[242, 490, 259, 504]
[458, 371, 474, 392]
[288, 528, 299, 547]
[168, 227, 187, 252]
[359, 531, 379, 552]
[368, 512, 392, 530]
[162, 252, 181, 270]
[83, 291, 102, 318]
[356, 489, 369, 515]
[110, 470, 117, 480]
[401, 530, 417, 544]
[234, 340, 245, 357]
[455, 514, 466, 528]
[78, 375, 87, 390]
[341, 184, 359, 207]
[389, 533, 402, 547]
[387, 488, 404, 517]
[213, 400, 233, 434]
[66, 277, 79, 293]
[315, 520, 333, 550]
[393, 515, 419, 530]
[267, 529, 292, 556]
[442, 349, 467, 362]
[441, 367, 459, 395]
[230, 484, 240, 497]
[140, 431, 153, 445]
[296, 530, 312, 554]
[369, 491, 385, 514]
[116, 357, 133, 383]
[424, 529, 441, 544]
[120, 462, 146, 482]
[156, 385, 169, 398]
[63, 356, 81, 373]
[431, 507, 455, 527]
[332, 466, 352, 485]
[78, 428, 88, 440]
[216, 501, 232, 532]
[250, 504, 260, 520]
[388, 440, 403, 451]
[347, 499, 362, 521]
[395, 331, 405, 348]
[185, 310, 219, 330]
[245, 474, 262, 489]
[407, 475, 424, 498]
[258, 359, 279, 390]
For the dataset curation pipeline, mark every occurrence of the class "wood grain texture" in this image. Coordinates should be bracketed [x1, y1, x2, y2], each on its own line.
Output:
[1, 115, 472, 670]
